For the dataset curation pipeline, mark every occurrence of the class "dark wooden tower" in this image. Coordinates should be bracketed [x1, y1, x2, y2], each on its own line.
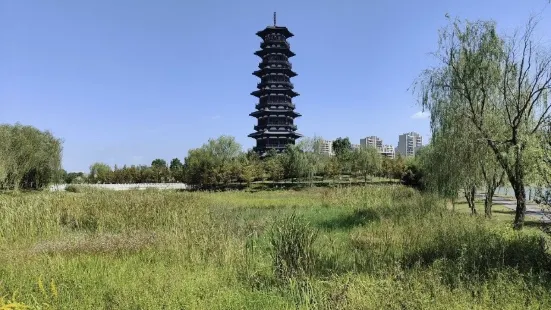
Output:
[249, 13, 302, 154]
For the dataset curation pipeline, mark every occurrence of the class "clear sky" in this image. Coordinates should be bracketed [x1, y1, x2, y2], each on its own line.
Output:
[1, 0, 550, 172]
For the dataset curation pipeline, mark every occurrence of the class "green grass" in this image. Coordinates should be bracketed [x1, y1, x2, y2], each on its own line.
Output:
[452, 198, 547, 230]
[1, 186, 551, 309]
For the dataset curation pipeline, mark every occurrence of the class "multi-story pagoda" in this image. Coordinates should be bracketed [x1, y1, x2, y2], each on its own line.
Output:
[249, 13, 302, 155]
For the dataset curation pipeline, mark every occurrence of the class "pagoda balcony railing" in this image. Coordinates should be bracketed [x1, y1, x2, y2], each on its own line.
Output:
[261, 41, 290, 49]
[257, 81, 294, 89]
[254, 124, 297, 131]
[256, 103, 295, 110]
[263, 55, 289, 62]
[263, 33, 288, 43]
[259, 60, 292, 69]
[260, 77, 291, 84]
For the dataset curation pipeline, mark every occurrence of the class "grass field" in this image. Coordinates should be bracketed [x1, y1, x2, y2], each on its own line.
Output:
[1, 185, 551, 309]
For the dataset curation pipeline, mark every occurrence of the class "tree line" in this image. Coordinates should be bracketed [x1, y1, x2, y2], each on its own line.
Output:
[64, 136, 412, 188]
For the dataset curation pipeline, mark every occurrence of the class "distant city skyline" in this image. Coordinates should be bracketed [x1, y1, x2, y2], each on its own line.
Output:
[320, 132, 421, 158]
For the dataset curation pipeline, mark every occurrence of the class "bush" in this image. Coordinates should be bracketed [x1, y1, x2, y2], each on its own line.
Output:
[400, 160, 425, 190]
[65, 185, 81, 193]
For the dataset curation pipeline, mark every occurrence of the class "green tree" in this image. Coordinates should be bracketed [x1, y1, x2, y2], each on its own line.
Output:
[183, 136, 242, 188]
[297, 136, 326, 186]
[391, 155, 406, 180]
[169, 158, 184, 182]
[352, 146, 383, 183]
[151, 159, 167, 169]
[417, 17, 551, 229]
[323, 156, 340, 182]
[0, 124, 62, 190]
[89, 162, 113, 184]
[281, 145, 307, 182]
[332, 137, 352, 157]
[151, 159, 169, 183]
[235, 153, 261, 187]
[263, 152, 285, 182]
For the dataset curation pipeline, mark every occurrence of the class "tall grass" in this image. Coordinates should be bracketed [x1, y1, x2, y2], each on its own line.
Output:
[270, 214, 318, 280]
[0, 186, 550, 308]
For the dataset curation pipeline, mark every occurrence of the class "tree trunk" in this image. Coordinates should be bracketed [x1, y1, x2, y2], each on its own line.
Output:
[464, 186, 477, 215]
[451, 197, 456, 212]
[484, 192, 493, 218]
[484, 182, 499, 218]
[512, 180, 527, 230]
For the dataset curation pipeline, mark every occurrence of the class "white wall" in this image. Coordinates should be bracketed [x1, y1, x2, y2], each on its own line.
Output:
[50, 183, 188, 191]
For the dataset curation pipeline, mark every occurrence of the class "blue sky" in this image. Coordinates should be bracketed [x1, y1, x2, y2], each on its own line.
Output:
[1, 0, 550, 172]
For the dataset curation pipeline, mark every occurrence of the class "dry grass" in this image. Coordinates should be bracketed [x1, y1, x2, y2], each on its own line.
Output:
[29, 231, 157, 255]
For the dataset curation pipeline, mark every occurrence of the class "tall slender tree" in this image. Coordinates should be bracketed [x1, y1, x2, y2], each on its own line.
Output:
[417, 17, 551, 229]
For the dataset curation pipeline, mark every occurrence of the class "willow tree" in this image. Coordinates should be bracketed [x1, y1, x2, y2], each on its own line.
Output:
[418, 17, 551, 229]
[0, 124, 62, 190]
[297, 136, 326, 185]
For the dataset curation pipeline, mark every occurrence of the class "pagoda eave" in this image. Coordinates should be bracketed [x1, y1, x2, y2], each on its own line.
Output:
[254, 49, 296, 58]
[256, 26, 294, 39]
[248, 131, 302, 138]
[249, 110, 301, 117]
[250, 89, 300, 97]
[253, 69, 297, 78]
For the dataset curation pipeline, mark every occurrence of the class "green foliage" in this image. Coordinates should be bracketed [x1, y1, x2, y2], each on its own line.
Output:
[332, 137, 352, 157]
[400, 158, 426, 190]
[64, 171, 86, 184]
[380, 155, 406, 180]
[169, 158, 185, 182]
[183, 136, 243, 188]
[0, 123, 62, 190]
[297, 136, 328, 185]
[150, 159, 170, 183]
[417, 16, 551, 228]
[88, 162, 112, 184]
[151, 159, 167, 169]
[262, 152, 285, 182]
[280, 145, 307, 181]
[352, 146, 383, 182]
[64, 185, 81, 193]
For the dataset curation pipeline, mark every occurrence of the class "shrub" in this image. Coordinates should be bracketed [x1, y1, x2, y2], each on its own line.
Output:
[65, 185, 81, 193]
[400, 160, 425, 191]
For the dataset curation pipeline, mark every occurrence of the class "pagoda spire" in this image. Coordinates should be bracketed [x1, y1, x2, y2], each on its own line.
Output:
[273, 12, 276, 26]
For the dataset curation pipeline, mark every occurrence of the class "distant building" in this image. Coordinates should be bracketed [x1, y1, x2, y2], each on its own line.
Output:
[396, 132, 423, 157]
[360, 136, 383, 149]
[321, 140, 334, 156]
[351, 144, 360, 151]
[379, 145, 395, 159]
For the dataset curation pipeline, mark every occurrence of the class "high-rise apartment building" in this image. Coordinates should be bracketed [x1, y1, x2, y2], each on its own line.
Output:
[380, 145, 395, 159]
[320, 140, 334, 156]
[360, 136, 383, 149]
[396, 132, 423, 157]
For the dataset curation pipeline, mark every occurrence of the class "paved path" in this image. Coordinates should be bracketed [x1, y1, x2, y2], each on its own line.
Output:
[476, 194, 551, 223]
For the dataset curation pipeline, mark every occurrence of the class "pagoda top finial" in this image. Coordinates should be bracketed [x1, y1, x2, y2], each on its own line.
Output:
[273, 12, 276, 26]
